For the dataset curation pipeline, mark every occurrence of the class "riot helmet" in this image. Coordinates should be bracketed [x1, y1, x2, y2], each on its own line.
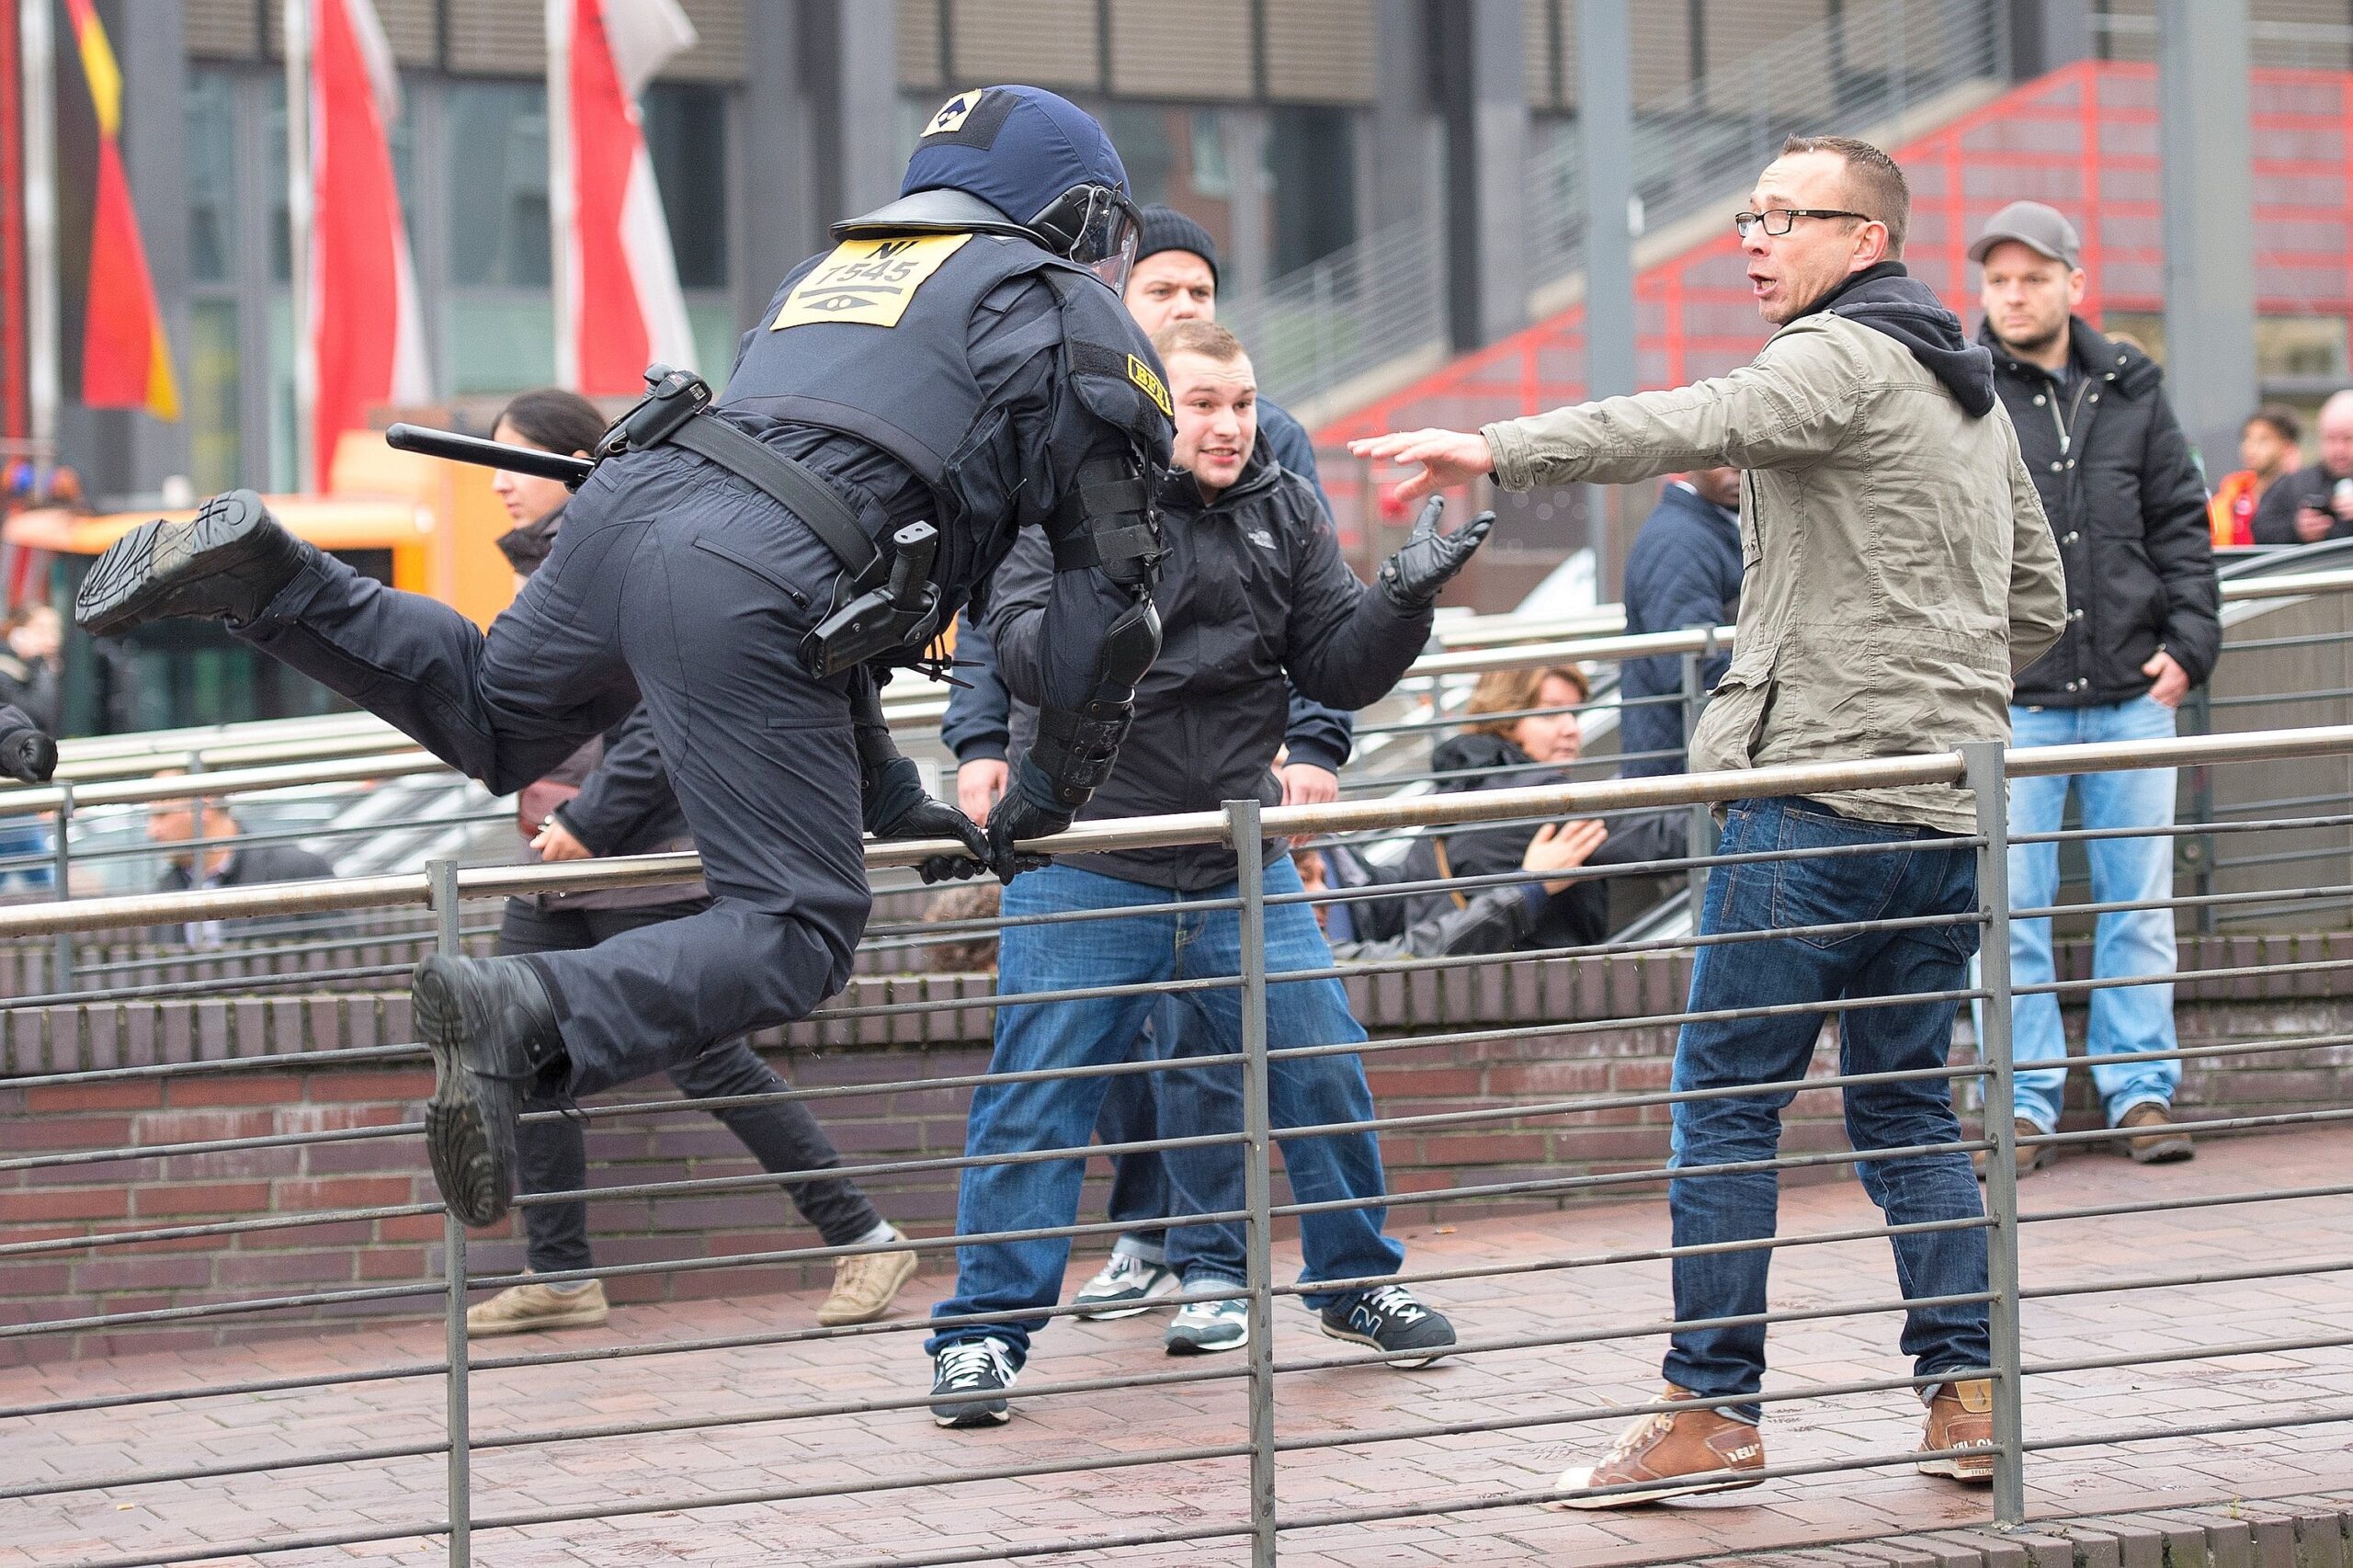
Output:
[834, 85, 1142, 290]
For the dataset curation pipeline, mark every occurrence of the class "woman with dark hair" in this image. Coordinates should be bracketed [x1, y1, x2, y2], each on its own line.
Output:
[465, 390, 917, 1339]
[1386, 664, 1683, 950]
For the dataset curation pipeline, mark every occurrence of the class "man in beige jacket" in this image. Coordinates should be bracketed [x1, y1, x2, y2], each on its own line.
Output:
[1354, 134, 2065, 1506]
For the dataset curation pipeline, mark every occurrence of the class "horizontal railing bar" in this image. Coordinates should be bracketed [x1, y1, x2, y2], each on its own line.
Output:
[2017, 1402, 2353, 1456]
[7, 722, 2353, 937]
[3, 1040, 424, 1089]
[0, 1358, 449, 1421]
[3, 960, 432, 1009]
[2021, 1177, 2353, 1227]
[2019, 1252, 2353, 1302]
[1, 1437, 452, 1502]
[2021, 1328, 2353, 1380]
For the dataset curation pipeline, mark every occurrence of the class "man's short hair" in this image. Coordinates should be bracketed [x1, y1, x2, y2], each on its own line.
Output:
[1151, 319, 1246, 364]
[2248, 404, 2303, 445]
[1778, 133, 1909, 257]
[919, 882, 1001, 974]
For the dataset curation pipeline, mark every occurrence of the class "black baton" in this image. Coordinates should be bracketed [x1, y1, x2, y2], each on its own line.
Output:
[384, 424, 597, 489]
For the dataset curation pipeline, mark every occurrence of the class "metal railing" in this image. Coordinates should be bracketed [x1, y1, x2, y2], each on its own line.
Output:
[5, 720, 2353, 1563]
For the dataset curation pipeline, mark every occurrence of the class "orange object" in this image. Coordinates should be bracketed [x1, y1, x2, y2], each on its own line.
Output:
[2210, 471, 2260, 549]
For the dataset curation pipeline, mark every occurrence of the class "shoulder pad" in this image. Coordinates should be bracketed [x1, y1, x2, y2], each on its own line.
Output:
[1041, 271, 1176, 462]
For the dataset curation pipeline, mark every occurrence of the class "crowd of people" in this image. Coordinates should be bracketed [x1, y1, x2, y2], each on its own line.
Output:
[58, 79, 2290, 1509]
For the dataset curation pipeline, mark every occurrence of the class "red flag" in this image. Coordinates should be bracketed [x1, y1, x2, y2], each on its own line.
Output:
[54, 0, 176, 419]
[555, 0, 698, 393]
[305, 0, 428, 490]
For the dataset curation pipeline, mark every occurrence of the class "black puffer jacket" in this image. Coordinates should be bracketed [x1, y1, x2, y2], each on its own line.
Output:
[1389, 733, 1686, 950]
[1983, 317, 2218, 707]
[989, 444, 1432, 890]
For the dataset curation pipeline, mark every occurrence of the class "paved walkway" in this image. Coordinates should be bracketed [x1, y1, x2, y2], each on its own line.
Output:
[7, 1125, 2352, 1567]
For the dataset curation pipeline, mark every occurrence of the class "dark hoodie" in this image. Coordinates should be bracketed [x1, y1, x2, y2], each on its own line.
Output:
[1800, 261, 1995, 417]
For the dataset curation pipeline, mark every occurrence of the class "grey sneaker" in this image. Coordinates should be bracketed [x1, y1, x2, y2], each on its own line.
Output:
[1072, 1253, 1178, 1320]
[1165, 1293, 1248, 1355]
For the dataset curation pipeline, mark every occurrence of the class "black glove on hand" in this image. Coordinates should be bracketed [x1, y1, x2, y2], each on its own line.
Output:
[1377, 496, 1495, 614]
[0, 722, 57, 784]
[983, 757, 1075, 881]
[864, 754, 992, 884]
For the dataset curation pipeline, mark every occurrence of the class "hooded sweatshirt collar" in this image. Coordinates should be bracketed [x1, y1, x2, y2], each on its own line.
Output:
[1792, 260, 1996, 417]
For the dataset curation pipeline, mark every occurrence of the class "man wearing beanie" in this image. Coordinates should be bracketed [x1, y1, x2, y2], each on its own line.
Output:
[940, 202, 1358, 1324]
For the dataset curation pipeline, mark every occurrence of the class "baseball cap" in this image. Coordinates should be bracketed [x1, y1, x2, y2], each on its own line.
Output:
[1968, 200, 2082, 269]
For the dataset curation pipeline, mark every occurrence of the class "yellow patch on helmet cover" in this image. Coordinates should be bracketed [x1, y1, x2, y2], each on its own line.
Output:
[1127, 355, 1173, 417]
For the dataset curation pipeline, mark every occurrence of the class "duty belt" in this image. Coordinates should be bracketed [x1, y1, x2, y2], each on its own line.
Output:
[602, 367, 942, 678]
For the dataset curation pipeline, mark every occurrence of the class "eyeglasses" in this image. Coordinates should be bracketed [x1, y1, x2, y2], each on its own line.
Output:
[1733, 208, 1874, 239]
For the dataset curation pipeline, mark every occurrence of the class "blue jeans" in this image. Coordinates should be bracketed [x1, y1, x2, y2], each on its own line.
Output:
[0, 819, 52, 891]
[929, 858, 1404, 1363]
[2007, 696, 2182, 1131]
[1665, 798, 1989, 1418]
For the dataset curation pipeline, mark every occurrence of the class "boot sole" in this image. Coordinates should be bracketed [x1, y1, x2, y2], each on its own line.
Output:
[1319, 1319, 1452, 1369]
[74, 491, 272, 638]
[1916, 1456, 1996, 1483]
[1546, 1464, 1765, 1510]
[2128, 1136, 2194, 1165]
[815, 1249, 919, 1326]
[415, 960, 518, 1230]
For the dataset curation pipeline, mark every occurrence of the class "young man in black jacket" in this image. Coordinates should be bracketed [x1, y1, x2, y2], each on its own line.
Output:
[1974, 200, 2219, 1170]
[925, 319, 1491, 1424]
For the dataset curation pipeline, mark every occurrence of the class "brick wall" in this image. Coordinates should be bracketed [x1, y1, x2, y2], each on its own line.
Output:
[4, 932, 2349, 1364]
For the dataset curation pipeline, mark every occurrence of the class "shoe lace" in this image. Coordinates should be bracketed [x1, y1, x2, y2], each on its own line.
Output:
[937, 1340, 1005, 1390]
[1599, 1409, 1678, 1465]
[1361, 1284, 1426, 1324]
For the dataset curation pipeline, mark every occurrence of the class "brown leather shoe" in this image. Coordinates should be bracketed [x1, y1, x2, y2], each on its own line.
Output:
[1974, 1118, 2053, 1181]
[2119, 1102, 2193, 1164]
[817, 1241, 918, 1326]
[1918, 1378, 1996, 1483]
[1549, 1385, 1767, 1509]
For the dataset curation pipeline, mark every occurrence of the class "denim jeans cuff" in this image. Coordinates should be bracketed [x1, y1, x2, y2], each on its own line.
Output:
[1111, 1235, 1168, 1266]
[1181, 1269, 1245, 1293]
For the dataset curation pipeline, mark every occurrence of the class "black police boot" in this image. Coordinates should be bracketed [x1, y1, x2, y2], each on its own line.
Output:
[74, 488, 318, 638]
[412, 954, 566, 1228]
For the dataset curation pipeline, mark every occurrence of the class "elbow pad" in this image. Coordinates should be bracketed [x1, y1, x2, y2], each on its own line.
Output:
[1027, 595, 1161, 809]
[1049, 453, 1165, 592]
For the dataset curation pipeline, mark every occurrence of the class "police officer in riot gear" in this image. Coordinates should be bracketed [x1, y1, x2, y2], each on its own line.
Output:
[72, 86, 1492, 1234]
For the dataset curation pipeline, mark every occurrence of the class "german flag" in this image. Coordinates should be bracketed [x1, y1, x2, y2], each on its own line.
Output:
[53, 0, 177, 420]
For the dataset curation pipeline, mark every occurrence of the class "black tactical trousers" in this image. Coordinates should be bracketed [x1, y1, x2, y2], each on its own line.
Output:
[497, 897, 881, 1272]
[238, 447, 869, 1096]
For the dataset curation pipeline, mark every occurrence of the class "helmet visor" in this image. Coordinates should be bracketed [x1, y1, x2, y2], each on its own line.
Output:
[1034, 185, 1143, 291]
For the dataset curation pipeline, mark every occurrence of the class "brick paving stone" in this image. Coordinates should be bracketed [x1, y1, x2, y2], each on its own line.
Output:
[3, 1124, 2351, 1563]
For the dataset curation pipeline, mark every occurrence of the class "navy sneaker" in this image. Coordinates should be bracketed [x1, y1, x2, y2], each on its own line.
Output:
[1319, 1285, 1454, 1369]
[930, 1337, 1017, 1427]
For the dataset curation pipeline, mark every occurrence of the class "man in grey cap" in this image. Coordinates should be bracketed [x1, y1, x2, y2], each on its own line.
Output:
[1973, 199, 2217, 1175]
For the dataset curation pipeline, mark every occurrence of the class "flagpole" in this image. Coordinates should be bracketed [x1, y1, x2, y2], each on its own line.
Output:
[283, 0, 313, 490]
[546, 0, 575, 390]
[20, 0, 56, 473]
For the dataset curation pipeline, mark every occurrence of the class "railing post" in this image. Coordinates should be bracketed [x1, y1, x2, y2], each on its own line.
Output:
[1681, 646, 1713, 911]
[51, 778, 73, 991]
[2183, 685, 2217, 936]
[1961, 741, 2026, 1528]
[1224, 799, 1279, 1568]
[428, 858, 472, 1566]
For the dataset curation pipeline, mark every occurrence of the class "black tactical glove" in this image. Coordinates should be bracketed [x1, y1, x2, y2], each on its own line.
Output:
[1376, 495, 1495, 614]
[0, 715, 56, 784]
[983, 756, 1075, 881]
[865, 753, 993, 884]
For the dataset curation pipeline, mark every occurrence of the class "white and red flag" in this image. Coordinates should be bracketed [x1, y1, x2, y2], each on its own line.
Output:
[301, 0, 430, 490]
[550, 0, 699, 393]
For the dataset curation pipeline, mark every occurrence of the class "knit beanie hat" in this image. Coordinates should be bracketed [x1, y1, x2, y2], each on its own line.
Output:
[1135, 206, 1220, 287]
